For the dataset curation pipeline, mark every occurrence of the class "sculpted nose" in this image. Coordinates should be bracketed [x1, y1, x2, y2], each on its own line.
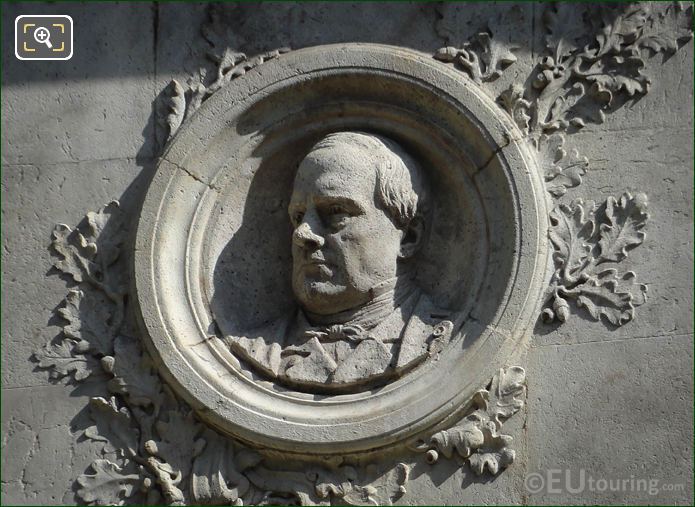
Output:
[293, 221, 325, 249]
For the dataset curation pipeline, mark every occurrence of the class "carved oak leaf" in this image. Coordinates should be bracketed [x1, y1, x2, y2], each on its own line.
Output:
[161, 47, 289, 140]
[467, 426, 515, 476]
[361, 463, 409, 506]
[533, 64, 610, 132]
[537, 133, 589, 197]
[51, 224, 95, 284]
[33, 339, 99, 381]
[59, 288, 117, 356]
[463, 418, 517, 475]
[183, 82, 207, 123]
[543, 3, 590, 61]
[582, 55, 650, 104]
[565, 80, 616, 128]
[630, 2, 693, 55]
[594, 3, 650, 57]
[152, 408, 204, 484]
[83, 201, 125, 269]
[548, 199, 596, 284]
[209, 47, 247, 87]
[430, 415, 485, 459]
[191, 428, 261, 505]
[76, 459, 140, 506]
[420, 367, 525, 476]
[544, 82, 586, 130]
[84, 396, 140, 460]
[244, 467, 323, 506]
[141, 456, 185, 506]
[206, 48, 290, 96]
[468, 435, 516, 475]
[565, 269, 647, 326]
[487, 366, 526, 424]
[156, 80, 186, 152]
[435, 32, 517, 84]
[51, 200, 125, 288]
[544, 193, 648, 326]
[313, 463, 409, 506]
[533, 2, 692, 136]
[104, 335, 163, 408]
[498, 84, 531, 134]
[314, 466, 359, 502]
[597, 193, 649, 263]
[474, 32, 517, 81]
[432, 367, 524, 474]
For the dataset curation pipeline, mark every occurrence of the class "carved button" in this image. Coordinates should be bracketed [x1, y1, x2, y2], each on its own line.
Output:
[433, 320, 453, 337]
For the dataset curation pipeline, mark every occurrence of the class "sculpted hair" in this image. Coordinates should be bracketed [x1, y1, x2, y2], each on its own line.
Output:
[310, 131, 430, 229]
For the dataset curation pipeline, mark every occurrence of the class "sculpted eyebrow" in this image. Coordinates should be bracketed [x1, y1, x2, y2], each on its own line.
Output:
[287, 202, 304, 212]
[315, 195, 365, 212]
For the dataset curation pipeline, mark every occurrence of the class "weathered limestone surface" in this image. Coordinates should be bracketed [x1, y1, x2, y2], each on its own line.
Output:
[2, 4, 157, 504]
[2, 384, 108, 505]
[2, 2, 692, 505]
[527, 334, 694, 505]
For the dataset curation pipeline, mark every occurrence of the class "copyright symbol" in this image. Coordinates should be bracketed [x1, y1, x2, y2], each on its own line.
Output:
[525, 472, 545, 494]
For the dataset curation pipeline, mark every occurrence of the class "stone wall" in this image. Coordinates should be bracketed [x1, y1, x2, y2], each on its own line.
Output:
[2, 2, 693, 505]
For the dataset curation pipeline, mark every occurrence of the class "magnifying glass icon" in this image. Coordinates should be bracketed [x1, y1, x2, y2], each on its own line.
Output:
[34, 26, 52, 49]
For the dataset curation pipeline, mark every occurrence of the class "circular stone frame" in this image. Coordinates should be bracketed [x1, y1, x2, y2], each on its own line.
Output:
[135, 44, 549, 454]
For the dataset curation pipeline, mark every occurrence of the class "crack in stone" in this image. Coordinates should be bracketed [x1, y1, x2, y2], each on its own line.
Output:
[473, 132, 527, 175]
[162, 156, 221, 192]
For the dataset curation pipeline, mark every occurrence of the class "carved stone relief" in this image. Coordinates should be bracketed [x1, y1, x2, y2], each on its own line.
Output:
[32, 2, 692, 504]
[135, 43, 548, 457]
[225, 131, 456, 391]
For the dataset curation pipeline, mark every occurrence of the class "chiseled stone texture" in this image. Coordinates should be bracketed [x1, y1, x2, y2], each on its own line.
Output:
[527, 334, 694, 505]
[1, 383, 109, 505]
[1, 1, 693, 505]
[1, 3, 157, 505]
[1, 159, 149, 389]
[1, 3, 156, 164]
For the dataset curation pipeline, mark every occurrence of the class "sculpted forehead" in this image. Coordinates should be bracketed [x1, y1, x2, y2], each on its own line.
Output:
[293, 144, 378, 198]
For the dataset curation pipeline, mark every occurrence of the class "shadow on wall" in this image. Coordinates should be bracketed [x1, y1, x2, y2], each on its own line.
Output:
[19, 71, 161, 499]
[3, 1, 582, 84]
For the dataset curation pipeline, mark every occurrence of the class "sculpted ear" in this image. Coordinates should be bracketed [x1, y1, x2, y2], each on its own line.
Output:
[398, 215, 424, 260]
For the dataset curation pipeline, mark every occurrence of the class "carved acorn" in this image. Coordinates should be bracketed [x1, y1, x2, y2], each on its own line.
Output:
[100, 355, 115, 373]
[425, 450, 439, 464]
[533, 69, 555, 89]
[434, 46, 459, 63]
[552, 295, 570, 322]
[144, 439, 159, 455]
[541, 308, 556, 323]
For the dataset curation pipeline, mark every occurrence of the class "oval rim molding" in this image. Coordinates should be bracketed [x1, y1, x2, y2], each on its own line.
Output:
[134, 43, 549, 454]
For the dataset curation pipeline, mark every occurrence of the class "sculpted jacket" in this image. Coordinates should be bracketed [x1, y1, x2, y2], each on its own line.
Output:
[225, 288, 454, 390]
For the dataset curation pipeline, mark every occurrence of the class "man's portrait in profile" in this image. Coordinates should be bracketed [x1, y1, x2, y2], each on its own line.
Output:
[226, 131, 453, 391]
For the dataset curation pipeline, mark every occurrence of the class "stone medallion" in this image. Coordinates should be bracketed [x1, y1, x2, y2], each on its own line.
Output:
[134, 43, 549, 453]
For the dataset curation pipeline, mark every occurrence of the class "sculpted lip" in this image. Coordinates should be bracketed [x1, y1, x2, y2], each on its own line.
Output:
[301, 261, 333, 274]
[303, 254, 332, 267]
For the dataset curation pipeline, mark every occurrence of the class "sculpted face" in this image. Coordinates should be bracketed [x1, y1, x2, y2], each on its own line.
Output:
[289, 143, 403, 315]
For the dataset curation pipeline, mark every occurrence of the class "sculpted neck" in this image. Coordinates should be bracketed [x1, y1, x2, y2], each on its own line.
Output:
[303, 276, 416, 329]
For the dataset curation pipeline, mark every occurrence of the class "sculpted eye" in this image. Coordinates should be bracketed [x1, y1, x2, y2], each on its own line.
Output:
[328, 205, 347, 216]
[292, 211, 304, 225]
[325, 205, 351, 229]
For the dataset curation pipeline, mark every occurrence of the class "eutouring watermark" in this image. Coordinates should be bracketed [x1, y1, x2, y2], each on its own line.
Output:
[524, 469, 686, 496]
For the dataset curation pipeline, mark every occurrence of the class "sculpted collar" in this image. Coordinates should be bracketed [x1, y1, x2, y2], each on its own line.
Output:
[300, 277, 417, 341]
